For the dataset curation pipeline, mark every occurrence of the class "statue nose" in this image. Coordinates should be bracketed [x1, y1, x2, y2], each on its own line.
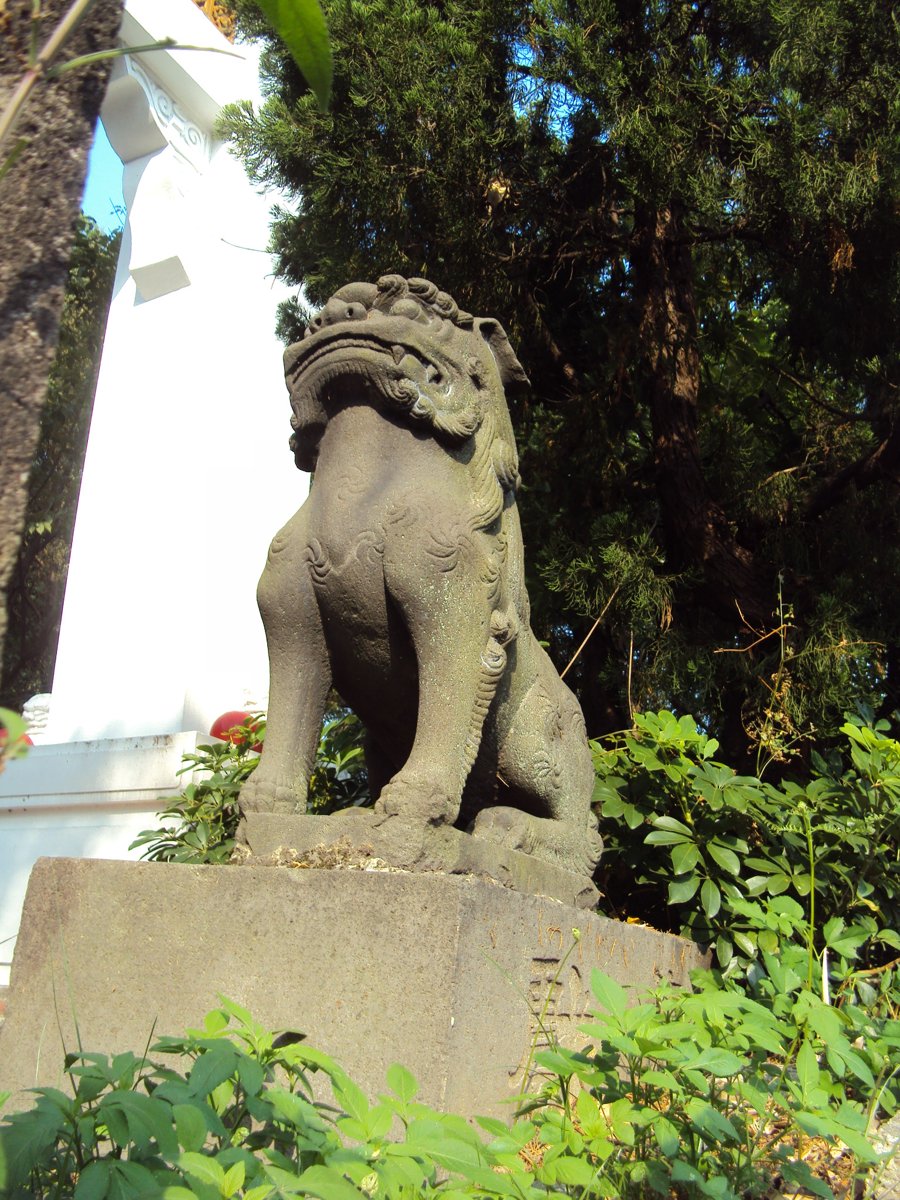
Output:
[316, 297, 368, 326]
[304, 298, 371, 339]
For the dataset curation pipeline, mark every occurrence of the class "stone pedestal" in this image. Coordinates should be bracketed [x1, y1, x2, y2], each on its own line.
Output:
[0, 858, 705, 1117]
[238, 809, 602, 909]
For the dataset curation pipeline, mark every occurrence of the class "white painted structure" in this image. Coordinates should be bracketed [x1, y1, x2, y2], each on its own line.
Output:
[0, 0, 307, 985]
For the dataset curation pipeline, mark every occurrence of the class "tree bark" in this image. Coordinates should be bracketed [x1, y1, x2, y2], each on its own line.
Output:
[806, 420, 900, 520]
[632, 202, 768, 627]
[0, 0, 123, 681]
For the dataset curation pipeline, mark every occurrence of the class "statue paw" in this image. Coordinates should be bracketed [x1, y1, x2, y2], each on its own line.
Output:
[374, 776, 458, 825]
[471, 807, 602, 877]
[470, 806, 537, 855]
[239, 777, 306, 815]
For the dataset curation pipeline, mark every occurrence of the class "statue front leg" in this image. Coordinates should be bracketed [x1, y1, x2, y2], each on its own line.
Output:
[374, 519, 511, 825]
[240, 509, 331, 815]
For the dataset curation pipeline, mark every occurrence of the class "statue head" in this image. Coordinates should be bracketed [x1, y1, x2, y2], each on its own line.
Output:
[283, 275, 529, 471]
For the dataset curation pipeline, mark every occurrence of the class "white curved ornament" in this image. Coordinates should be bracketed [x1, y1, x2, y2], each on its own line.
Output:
[125, 56, 211, 171]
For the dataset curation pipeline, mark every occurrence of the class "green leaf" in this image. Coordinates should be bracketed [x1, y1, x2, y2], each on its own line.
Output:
[707, 842, 741, 875]
[386, 1062, 418, 1103]
[686, 1099, 740, 1142]
[332, 1072, 369, 1125]
[255, 0, 333, 110]
[74, 1160, 111, 1200]
[650, 814, 693, 836]
[715, 936, 733, 968]
[174, 1103, 208, 1152]
[547, 1155, 597, 1186]
[646, 830, 692, 845]
[188, 1042, 238, 1097]
[98, 1090, 179, 1159]
[824, 921, 870, 959]
[397, 1133, 501, 1189]
[671, 841, 702, 874]
[668, 874, 701, 903]
[223, 1160, 246, 1197]
[180, 1151, 226, 1188]
[701, 878, 722, 919]
[733, 930, 757, 958]
[671, 1159, 704, 1185]
[590, 970, 628, 1017]
[652, 1114, 679, 1156]
[685, 1047, 744, 1076]
[796, 1039, 820, 1099]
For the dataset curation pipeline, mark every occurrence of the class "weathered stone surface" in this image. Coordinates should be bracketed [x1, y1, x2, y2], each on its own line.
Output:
[0, 0, 123, 673]
[241, 276, 602, 880]
[0, 858, 706, 1116]
[237, 809, 601, 908]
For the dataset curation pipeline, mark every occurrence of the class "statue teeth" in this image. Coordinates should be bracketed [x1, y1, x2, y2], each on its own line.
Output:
[390, 345, 405, 364]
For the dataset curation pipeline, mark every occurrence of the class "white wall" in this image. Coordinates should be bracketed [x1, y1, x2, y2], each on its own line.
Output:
[2, 0, 309, 986]
[48, 0, 306, 741]
[0, 734, 209, 985]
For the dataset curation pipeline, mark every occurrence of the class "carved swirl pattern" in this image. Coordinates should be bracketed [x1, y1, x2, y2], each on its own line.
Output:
[305, 539, 332, 586]
[126, 58, 211, 170]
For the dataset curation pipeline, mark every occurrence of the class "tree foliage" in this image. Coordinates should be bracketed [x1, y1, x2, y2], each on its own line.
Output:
[0, 214, 120, 713]
[221, 0, 899, 763]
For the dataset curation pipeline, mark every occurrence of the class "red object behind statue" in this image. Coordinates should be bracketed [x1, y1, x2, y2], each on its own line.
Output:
[209, 710, 263, 753]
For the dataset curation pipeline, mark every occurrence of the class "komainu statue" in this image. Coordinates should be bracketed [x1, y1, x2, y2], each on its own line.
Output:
[240, 275, 603, 877]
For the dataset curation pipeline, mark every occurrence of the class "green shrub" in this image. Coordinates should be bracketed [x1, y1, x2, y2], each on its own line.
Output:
[1, 971, 894, 1200]
[526, 967, 895, 1199]
[0, 707, 30, 774]
[130, 710, 369, 864]
[592, 709, 900, 1019]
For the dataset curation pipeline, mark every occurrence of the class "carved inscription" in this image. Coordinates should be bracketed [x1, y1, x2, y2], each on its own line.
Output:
[509, 915, 637, 1088]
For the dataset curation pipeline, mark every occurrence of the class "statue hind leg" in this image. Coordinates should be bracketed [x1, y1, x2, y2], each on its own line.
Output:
[471, 647, 603, 876]
[240, 507, 331, 815]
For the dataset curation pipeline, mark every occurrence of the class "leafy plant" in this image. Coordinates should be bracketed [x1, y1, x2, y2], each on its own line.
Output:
[592, 709, 900, 1019]
[1, 977, 893, 1199]
[0, 706, 29, 774]
[306, 710, 369, 814]
[129, 731, 259, 864]
[525, 968, 894, 1200]
[130, 708, 370, 864]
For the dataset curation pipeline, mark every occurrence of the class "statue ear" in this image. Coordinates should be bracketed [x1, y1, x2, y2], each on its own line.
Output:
[474, 318, 530, 394]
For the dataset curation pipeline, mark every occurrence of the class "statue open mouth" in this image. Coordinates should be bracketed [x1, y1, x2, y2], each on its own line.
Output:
[288, 330, 446, 399]
[287, 321, 479, 453]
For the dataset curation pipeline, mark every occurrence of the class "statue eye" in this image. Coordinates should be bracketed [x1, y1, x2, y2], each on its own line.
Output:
[390, 298, 422, 320]
[345, 303, 366, 320]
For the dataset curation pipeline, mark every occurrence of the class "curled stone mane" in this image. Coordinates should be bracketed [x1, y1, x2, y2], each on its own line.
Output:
[301, 275, 475, 341]
[372, 275, 474, 327]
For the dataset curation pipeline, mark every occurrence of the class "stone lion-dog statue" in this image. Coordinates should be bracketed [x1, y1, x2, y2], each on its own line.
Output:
[240, 275, 603, 878]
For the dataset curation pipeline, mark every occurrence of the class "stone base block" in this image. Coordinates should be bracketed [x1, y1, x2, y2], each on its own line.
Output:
[0, 858, 705, 1117]
[238, 809, 601, 909]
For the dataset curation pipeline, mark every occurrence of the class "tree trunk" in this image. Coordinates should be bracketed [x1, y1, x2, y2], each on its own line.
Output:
[0, 0, 123, 681]
[632, 202, 769, 628]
